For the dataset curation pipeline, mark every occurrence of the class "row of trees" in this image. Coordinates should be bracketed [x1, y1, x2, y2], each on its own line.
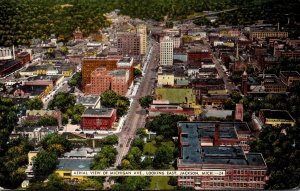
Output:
[0, 0, 262, 46]
[113, 114, 186, 190]
[33, 133, 72, 180]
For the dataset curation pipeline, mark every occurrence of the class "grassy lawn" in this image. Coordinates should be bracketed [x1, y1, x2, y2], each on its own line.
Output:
[146, 176, 175, 190]
[155, 88, 195, 104]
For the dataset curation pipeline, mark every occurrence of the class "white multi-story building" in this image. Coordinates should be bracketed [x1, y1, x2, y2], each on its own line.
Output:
[160, 36, 173, 65]
[137, 24, 147, 55]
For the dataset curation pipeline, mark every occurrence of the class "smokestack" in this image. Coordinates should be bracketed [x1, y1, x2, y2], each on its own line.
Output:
[277, 22, 280, 31]
[12, 45, 15, 60]
[213, 123, 220, 146]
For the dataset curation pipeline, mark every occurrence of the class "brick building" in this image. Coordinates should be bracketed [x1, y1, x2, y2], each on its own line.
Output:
[188, 50, 212, 62]
[235, 104, 244, 122]
[16, 52, 31, 65]
[117, 32, 140, 56]
[81, 108, 117, 130]
[82, 56, 121, 87]
[177, 122, 267, 190]
[85, 67, 129, 96]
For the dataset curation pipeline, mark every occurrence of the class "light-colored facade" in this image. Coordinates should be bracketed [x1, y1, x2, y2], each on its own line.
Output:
[160, 36, 173, 65]
[137, 24, 147, 55]
[250, 31, 288, 40]
[157, 73, 175, 87]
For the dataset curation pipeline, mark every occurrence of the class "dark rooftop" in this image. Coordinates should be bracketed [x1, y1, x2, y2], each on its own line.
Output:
[280, 71, 300, 78]
[261, 109, 295, 121]
[119, 57, 132, 63]
[0, 59, 21, 71]
[178, 122, 264, 166]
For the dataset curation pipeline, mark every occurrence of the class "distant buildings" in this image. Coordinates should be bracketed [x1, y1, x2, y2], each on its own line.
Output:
[250, 31, 288, 40]
[177, 121, 267, 190]
[81, 108, 117, 130]
[160, 36, 173, 65]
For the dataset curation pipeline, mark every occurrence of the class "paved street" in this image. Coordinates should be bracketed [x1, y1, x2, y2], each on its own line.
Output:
[114, 39, 159, 167]
[212, 57, 236, 92]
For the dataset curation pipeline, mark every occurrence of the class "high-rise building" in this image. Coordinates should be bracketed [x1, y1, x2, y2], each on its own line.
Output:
[160, 36, 173, 65]
[81, 56, 121, 88]
[117, 32, 140, 56]
[137, 24, 147, 55]
[82, 56, 134, 93]
[85, 67, 129, 96]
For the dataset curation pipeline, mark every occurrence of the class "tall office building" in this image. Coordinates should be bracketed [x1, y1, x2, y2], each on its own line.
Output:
[117, 32, 140, 56]
[137, 24, 147, 55]
[160, 36, 173, 65]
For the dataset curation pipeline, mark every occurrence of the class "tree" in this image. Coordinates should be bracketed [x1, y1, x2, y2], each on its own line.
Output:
[251, 125, 300, 189]
[49, 92, 76, 113]
[101, 135, 119, 145]
[0, 138, 34, 189]
[33, 151, 58, 180]
[166, 20, 174, 28]
[101, 90, 130, 117]
[91, 145, 117, 170]
[112, 177, 150, 190]
[133, 68, 142, 78]
[146, 114, 187, 138]
[25, 97, 43, 110]
[153, 144, 174, 169]
[41, 133, 71, 156]
[131, 137, 145, 151]
[37, 116, 58, 126]
[14, 72, 21, 78]
[68, 72, 82, 88]
[139, 96, 153, 108]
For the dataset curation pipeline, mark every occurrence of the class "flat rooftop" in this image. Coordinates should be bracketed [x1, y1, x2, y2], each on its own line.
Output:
[28, 75, 63, 81]
[261, 109, 295, 121]
[178, 122, 263, 166]
[0, 59, 21, 71]
[78, 95, 100, 105]
[109, 69, 127, 77]
[82, 108, 114, 117]
[57, 158, 92, 171]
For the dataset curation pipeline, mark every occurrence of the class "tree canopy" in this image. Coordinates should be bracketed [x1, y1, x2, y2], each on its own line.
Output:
[41, 133, 72, 156]
[101, 90, 130, 117]
[146, 114, 187, 138]
[251, 125, 300, 189]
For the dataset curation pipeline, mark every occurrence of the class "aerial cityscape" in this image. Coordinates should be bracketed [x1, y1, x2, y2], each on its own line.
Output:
[0, 0, 300, 190]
